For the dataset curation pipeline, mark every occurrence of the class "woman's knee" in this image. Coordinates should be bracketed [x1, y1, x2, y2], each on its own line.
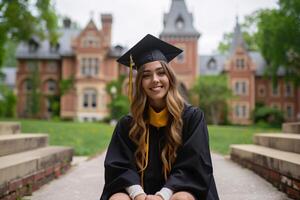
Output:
[109, 192, 131, 200]
[170, 191, 195, 200]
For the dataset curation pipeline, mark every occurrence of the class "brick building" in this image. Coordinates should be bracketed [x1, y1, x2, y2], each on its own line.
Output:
[16, 15, 124, 121]
[200, 18, 300, 124]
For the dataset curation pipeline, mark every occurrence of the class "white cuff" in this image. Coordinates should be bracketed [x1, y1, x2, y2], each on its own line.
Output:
[155, 187, 174, 200]
[125, 185, 145, 199]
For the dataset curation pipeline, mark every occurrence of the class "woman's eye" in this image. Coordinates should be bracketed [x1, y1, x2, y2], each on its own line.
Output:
[157, 71, 165, 76]
[143, 74, 151, 78]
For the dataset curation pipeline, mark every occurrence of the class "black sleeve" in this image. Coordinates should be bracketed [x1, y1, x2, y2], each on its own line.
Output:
[100, 115, 140, 200]
[164, 108, 219, 200]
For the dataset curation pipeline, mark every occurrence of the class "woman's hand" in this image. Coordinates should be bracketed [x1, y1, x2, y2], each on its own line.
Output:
[145, 195, 163, 200]
[134, 193, 147, 200]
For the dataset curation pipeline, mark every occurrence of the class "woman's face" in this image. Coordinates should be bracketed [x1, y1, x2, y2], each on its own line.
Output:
[141, 61, 170, 107]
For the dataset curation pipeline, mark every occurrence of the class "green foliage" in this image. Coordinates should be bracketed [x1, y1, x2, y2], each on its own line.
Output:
[26, 63, 41, 117]
[59, 76, 74, 95]
[252, 103, 284, 127]
[255, 0, 300, 84]
[106, 75, 130, 120]
[0, 85, 16, 117]
[192, 75, 232, 125]
[48, 95, 60, 118]
[3, 40, 18, 67]
[0, 0, 59, 67]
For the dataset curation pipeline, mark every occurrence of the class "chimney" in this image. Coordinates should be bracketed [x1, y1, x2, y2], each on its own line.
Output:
[101, 14, 112, 47]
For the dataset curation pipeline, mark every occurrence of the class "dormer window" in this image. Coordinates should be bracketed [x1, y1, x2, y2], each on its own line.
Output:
[207, 58, 217, 69]
[50, 42, 60, 53]
[175, 16, 184, 29]
[28, 39, 39, 52]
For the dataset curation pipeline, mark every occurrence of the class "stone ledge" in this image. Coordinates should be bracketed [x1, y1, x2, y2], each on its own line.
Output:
[231, 154, 300, 199]
[0, 146, 73, 184]
[0, 123, 20, 136]
[0, 134, 49, 156]
[230, 144, 300, 180]
[283, 122, 300, 134]
[254, 133, 300, 154]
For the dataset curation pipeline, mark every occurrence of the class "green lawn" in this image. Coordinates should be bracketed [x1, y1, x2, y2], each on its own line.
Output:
[208, 125, 281, 155]
[1, 119, 114, 156]
[0, 119, 281, 156]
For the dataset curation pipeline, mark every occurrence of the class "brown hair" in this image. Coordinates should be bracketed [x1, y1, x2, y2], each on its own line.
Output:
[129, 61, 184, 180]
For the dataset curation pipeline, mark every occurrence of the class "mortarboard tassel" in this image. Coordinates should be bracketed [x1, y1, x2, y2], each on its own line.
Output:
[128, 55, 134, 104]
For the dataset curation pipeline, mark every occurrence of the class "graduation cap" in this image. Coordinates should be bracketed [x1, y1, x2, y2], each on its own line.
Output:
[117, 34, 183, 102]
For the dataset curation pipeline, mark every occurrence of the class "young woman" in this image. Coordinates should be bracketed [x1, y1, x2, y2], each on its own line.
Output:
[100, 34, 219, 200]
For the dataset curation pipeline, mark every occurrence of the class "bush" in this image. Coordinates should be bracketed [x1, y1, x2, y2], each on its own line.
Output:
[253, 106, 284, 127]
[0, 85, 16, 118]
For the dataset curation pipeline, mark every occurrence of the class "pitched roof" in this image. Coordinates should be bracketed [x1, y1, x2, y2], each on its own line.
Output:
[160, 0, 200, 37]
[199, 54, 226, 75]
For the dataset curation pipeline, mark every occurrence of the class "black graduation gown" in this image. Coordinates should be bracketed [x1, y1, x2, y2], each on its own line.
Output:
[100, 105, 219, 200]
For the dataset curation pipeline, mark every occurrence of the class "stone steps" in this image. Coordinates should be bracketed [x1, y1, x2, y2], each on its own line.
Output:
[0, 122, 74, 200]
[0, 122, 20, 135]
[230, 144, 300, 180]
[283, 122, 300, 134]
[0, 146, 73, 184]
[254, 133, 300, 154]
[0, 134, 48, 156]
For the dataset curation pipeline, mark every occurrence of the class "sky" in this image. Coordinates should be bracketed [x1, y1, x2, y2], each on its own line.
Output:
[53, 0, 278, 55]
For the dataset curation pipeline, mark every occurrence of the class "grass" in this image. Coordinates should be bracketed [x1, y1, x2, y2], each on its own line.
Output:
[0, 118, 281, 156]
[0, 118, 114, 156]
[208, 125, 281, 155]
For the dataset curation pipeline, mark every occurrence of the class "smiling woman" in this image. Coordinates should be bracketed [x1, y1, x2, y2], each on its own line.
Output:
[100, 34, 219, 200]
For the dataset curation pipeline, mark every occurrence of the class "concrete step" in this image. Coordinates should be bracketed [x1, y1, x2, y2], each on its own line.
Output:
[230, 144, 300, 180]
[0, 146, 73, 185]
[254, 133, 300, 154]
[282, 122, 300, 134]
[0, 122, 21, 135]
[0, 134, 48, 156]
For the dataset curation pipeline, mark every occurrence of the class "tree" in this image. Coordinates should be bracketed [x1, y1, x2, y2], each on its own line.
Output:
[105, 75, 130, 120]
[217, 15, 258, 54]
[192, 75, 232, 125]
[255, 0, 300, 83]
[0, 0, 59, 67]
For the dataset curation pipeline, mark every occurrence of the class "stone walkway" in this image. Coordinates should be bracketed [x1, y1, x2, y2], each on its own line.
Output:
[27, 152, 291, 200]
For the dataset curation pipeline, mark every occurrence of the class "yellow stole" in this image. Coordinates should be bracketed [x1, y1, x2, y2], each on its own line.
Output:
[148, 106, 169, 128]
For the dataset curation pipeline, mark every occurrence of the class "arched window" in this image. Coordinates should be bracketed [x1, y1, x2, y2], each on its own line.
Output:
[23, 79, 32, 92]
[207, 58, 217, 69]
[175, 16, 184, 29]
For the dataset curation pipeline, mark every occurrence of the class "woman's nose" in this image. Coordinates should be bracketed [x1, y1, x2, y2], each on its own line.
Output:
[152, 73, 159, 83]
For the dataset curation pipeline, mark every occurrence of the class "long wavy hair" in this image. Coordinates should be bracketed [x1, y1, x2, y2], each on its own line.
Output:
[129, 61, 185, 180]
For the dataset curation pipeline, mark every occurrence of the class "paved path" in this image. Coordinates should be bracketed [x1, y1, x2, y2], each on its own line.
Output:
[28, 152, 291, 200]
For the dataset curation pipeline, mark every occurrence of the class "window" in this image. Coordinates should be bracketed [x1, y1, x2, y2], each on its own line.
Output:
[271, 84, 280, 96]
[242, 105, 246, 117]
[82, 89, 97, 108]
[236, 58, 245, 69]
[81, 58, 100, 76]
[286, 105, 293, 119]
[235, 105, 240, 117]
[234, 104, 248, 118]
[175, 16, 184, 29]
[46, 99, 52, 113]
[285, 82, 293, 97]
[47, 80, 56, 92]
[27, 61, 38, 72]
[258, 85, 266, 97]
[234, 81, 247, 95]
[207, 58, 217, 70]
[24, 80, 32, 92]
